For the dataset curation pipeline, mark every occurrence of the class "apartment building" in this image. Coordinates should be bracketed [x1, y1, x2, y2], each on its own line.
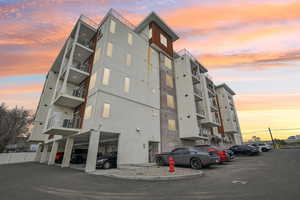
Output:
[29, 9, 242, 172]
[216, 84, 243, 145]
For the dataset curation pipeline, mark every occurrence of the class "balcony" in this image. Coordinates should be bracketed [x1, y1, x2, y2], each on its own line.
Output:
[53, 87, 86, 108]
[195, 105, 205, 119]
[44, 115, 81, 136]
[193, 87, 203, 101]
[210, 99, 218, 111]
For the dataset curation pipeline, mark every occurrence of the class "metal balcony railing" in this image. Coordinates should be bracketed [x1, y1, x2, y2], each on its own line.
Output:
[196, 105, 205, 116]
[47, 114, 81, 130]
[79, 15, 98, 29]
[193, 87, 203, 97]
[77, 38, 94, 49]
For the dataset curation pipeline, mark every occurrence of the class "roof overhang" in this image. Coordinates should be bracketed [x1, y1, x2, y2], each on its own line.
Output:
[216, 83, 236, 95]
[134, 12, 179, 41]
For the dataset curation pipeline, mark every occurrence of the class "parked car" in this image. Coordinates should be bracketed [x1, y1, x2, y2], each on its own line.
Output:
[96, 152, 117, 169]
[229, 145, 259, 156]
[155, 147, 219, 169]
[250, 143, 272, 152]
[194, 145, 229, 163]
[70, 149, 88, 164]
[224, 149, 235, 160]
[55, 152, 64, 164]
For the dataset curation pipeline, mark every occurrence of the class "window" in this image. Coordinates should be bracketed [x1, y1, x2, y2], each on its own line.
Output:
[128, 33, 133, 45]
[102, 68, 110, 85]
[166, 94, 175, 109]
[84, 105, 92, 119]
[168, 119, 176, 131]
[126, 53, 132, 66]
[165, 74, 174, 88]
[93, 47, 101, 65]
[110, 20, 116, 33]
[89, 73, 97, 90]
[164, 56, 172, 69]
[160, 33, 167, 46]
[106, 42, 113, 57]
[102, 103, 110, 118]
[149, 28, 152, 39]
[124, 77, 130, 93]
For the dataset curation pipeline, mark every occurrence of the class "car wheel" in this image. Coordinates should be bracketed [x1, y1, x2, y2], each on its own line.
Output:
[262, 148, 267, 152]
[156, 158, 164, 166]
[103, 162, 111, 169]
[190, 158, 202, 170]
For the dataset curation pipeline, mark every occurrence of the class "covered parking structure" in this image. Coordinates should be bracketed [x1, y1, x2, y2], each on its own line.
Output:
[37, 130, 119, 172]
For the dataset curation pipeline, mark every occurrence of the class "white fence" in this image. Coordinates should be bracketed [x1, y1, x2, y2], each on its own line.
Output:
[0, 152, 36, 165]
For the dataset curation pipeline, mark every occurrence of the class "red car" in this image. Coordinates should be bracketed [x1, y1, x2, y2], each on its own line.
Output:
[55, 152, 64, 164]
[194, 145, 229, 163]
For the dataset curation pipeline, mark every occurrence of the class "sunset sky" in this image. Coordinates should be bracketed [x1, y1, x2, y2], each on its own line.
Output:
[1, 0, 299, 141]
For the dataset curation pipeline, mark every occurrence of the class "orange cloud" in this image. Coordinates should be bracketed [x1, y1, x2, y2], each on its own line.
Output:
[235, 93, 300, 111]
[196, 49, 300, 69]
[164, 1, 300, 31]
[0, 83, 43, 96]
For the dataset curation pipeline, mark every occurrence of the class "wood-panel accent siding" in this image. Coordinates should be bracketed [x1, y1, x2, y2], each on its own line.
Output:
[149, 22, 173, 57]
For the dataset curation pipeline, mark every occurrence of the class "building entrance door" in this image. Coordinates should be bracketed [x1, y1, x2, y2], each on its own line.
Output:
[148, 142, 159, 163]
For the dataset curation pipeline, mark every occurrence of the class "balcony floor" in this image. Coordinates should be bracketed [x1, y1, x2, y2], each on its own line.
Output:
[44, 127, 80, 136]
[54, 94, 84, 108]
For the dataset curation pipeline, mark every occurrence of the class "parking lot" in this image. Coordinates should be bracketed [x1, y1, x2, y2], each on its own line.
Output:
[0, 149, 300, 200]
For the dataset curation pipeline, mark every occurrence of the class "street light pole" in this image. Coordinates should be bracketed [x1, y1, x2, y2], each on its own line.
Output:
[268, 127, 276, 149]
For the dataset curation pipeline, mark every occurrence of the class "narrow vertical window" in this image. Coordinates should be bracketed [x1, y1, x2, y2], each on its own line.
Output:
[149, 28, 152, 39]
[168, 119, 176, 131]
[164, 56, 172, 69]
[165, 74, 174, 88]
[166, 94, 175, 109]
[160, 33, 167, 46]
[84, 105, 92, 120]
[126, 54, 132, 66]
[89, 73, 97, 90]
[102, 103, 110, 118]
[110, 20, 116, 33]
[102, 68, 110, 85]
[124, 77, 130, 93]
[128, 33, 133, 45]
[106, 42, 113, 57]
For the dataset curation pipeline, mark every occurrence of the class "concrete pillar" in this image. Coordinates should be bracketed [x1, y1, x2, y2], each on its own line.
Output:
[48, 141, 59, 165]
[61, 137, 74, 168]
[85, 131, 100, 173]
[35, 143, 43, 162]
[40, 144, 49, 163]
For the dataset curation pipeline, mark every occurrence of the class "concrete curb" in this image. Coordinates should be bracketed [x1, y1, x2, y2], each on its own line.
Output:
[89, 171, 204, 181]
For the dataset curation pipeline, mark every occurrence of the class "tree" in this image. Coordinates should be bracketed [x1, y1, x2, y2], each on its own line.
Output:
[0, 103, 33, 152]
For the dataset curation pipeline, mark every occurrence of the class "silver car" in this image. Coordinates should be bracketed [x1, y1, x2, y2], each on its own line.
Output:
[155, 147, 219, 169]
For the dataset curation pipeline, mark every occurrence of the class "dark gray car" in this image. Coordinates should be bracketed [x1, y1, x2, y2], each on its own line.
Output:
[155, 147, 219, 169]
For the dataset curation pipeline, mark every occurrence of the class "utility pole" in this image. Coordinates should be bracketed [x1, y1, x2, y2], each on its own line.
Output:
[268, 127, 276, 149]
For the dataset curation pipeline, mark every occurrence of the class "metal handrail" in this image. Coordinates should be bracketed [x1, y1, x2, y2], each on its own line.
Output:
[79, 15, 98, 29]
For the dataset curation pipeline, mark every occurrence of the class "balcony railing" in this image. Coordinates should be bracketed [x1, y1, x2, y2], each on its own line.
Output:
[77, 38, 94, 49]
[196, 105, 205, 116]
[47, 114, 81, 130]
[193, 87, 203, 97]
[79, 15, 98, 29]
[71, 61, 89, 73]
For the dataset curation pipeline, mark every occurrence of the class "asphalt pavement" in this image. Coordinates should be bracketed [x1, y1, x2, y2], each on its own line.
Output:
[0, 149, 299, 200]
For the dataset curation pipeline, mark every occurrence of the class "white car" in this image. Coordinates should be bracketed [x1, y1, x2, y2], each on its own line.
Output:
[251, 143, 272, 152]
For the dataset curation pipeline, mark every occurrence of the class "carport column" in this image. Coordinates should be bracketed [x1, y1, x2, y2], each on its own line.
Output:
[61, 137, 74, 168]
[85, 130, 100, 173]
[40, 144, 49, 163]
[48, 141, 59, 165]
[35, 143, 43, 162]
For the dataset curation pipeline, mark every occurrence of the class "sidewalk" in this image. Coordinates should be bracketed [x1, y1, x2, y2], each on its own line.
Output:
[90, 164, 203, 181]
